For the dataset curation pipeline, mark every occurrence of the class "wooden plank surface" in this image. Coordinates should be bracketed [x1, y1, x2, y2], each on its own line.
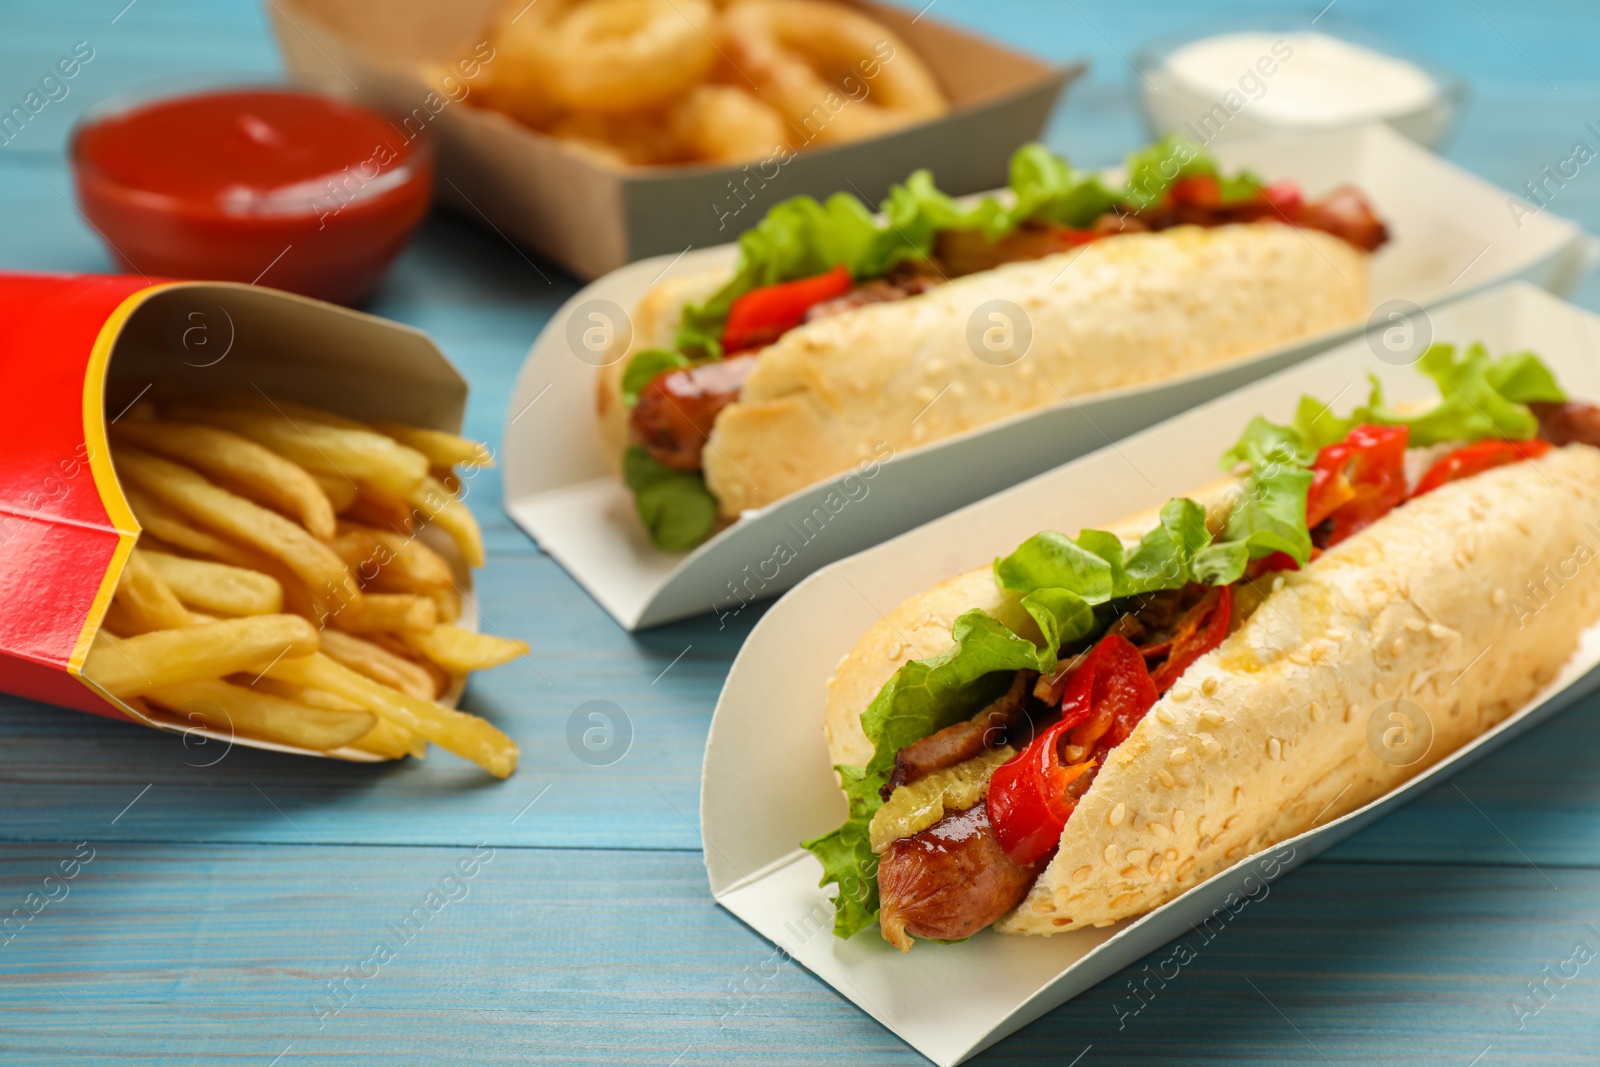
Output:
[4, 843, 1600, 1066]
[4, 0, 1600, 1063]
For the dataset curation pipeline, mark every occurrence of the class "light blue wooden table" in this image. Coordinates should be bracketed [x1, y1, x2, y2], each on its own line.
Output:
[5, 1, 1600, 1063]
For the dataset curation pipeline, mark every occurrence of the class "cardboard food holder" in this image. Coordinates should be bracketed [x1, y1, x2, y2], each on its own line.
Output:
[501, 122, 1590, 632]
[700, 281, 1600, 1065]
[0, 271, 473, 761]
[266, 0, 1080, 280]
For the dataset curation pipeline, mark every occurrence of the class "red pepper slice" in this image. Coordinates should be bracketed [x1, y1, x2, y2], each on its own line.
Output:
[1254, 550, 1300, 575]
[1252, 547, 1323, 576]
[1147, 585, 1233, 693]
[1305, 423, 1409, 548]
[986, 718, 1096, 867]
[1411, 438, 1551, 497]
[988, 635, 1156, 865]
[720, 264, 853, 353]
[1260, 180, 1303, 220]
[1169, 175, 1221, 207]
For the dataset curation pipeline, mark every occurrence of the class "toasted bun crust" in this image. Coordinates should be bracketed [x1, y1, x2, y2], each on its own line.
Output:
[704, 225, 1368, 517]
[823, 447, 1600, 935]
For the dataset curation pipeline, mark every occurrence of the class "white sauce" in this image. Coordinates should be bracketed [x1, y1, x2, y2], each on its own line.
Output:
[1164, 32, 1439, 127]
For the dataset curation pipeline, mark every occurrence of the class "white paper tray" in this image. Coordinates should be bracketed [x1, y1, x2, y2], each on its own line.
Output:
[503, 124, 1589, 630]
[700, 282, 1600, 1065]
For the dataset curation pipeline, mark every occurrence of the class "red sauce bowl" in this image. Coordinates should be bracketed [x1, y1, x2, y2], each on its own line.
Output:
[71, 87, 433, 305]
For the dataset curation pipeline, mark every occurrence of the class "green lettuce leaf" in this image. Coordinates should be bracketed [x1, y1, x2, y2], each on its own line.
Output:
[801, 609, 1053, 938]
[1397, 343, 1562, 443]
[858, 611, 1051, 776]
[1226, 345, 1568, 461]
[872, 168, 975, 264]
[621, 446, 717, 551]
[1122, 135, 1266, 211]
[1197, 399, 1321, 573]
[1020, 588, 1098, 658]
[992, 529, 1115, 602]
[798, 764, 881, 939]
[1213, 443, 1315, 568]
[1486, 349, 1567, 404]
[970, 143, 1120, 235]
[1121, 497, 1212, 594]
[620, 348, 691, 408]
[1219, 414, 1316, 470]
[1213, 344, 1568, 572]
[993, 498, 1214, 601]
[676, 193, 894, 359]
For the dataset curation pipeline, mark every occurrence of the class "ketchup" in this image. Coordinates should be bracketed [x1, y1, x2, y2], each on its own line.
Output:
[71, 88, 433, 305]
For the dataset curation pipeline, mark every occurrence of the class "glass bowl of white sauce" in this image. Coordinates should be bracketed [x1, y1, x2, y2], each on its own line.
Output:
[1134, 26, 1468, 150]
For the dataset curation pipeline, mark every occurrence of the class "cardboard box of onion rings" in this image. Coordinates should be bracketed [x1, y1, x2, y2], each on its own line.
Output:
[266, 0, 1081, 279]
[0, 271, 523, 774]
[701, 282, 1600, 1064]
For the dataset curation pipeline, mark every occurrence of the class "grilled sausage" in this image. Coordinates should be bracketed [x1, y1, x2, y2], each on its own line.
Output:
[630, 353, 760, 471]
[883, 670, 1037, 799]
[935, 222, 1095, 277]
[876, 803, 1044, 951]
[1294, 185, 1389, 253]
[803, 271, 942, 322]
[1534, 401, 1600, 448]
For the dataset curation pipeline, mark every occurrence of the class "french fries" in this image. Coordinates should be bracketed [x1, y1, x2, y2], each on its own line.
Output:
[114, 446, 359, 606]
[265, 653, 518, 779]
[429, 587, 462, 623]
[370, 632, 452, 698]
[139, 549, 283, 616]
[100, 394, 525, 776]
[123, 486, 277, 570]
[319, 630, 437, 701]
[333, 593, 438, 635]
[372, 422, 494, 469]
[349, 717, 424, 759]
[406, 476, 486, 568]
[146, 678, 375, 751]
[403, 625, 530, 674]
[83, 616, 320, 698]
[111, 420, 337, 540]
[167, 403, 430, 498]
[311, 473, 360, 512]
[331, 524, 454, 593]
[104, 549, 192, 634]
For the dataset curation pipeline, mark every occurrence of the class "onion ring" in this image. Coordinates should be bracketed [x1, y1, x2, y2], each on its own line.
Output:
[672, 85, 790, 163]
[721, 0, 948, 146]
[546, 0, 717, 112]
[475, 0, 575, 128]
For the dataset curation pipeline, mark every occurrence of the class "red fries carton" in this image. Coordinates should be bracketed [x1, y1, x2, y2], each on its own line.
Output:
[0, 271, 469, 757]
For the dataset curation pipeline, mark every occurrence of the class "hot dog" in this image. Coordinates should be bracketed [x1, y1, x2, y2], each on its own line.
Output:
[598, 138, 1387, 550]
[803, 343, 1600, 948]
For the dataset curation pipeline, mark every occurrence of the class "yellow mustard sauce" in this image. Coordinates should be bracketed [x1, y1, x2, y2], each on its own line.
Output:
[869, 746, 1016, 853]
